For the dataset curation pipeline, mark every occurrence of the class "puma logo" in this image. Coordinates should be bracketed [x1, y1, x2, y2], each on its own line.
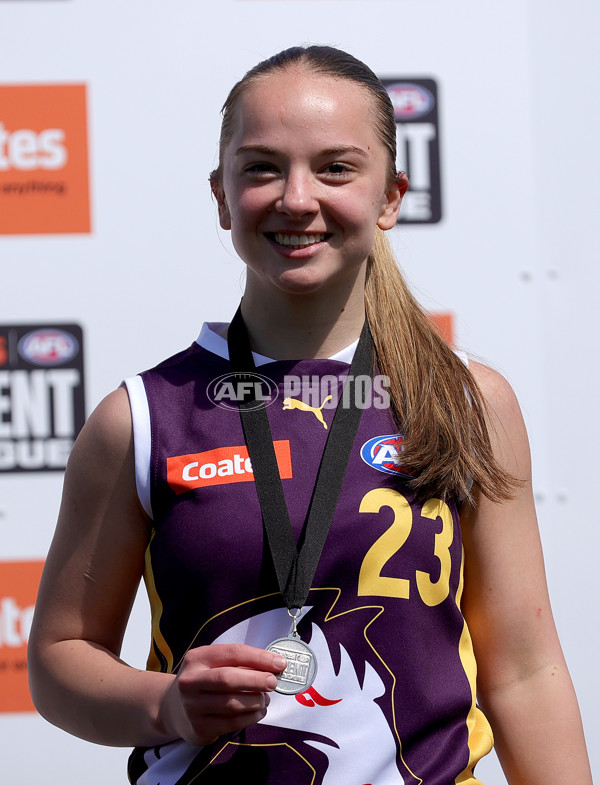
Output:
[282, 395, 332, 429]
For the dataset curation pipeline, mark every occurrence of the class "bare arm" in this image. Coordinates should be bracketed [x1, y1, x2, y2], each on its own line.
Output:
[461, 364, 592, 784]
[27, 387, 285, 748]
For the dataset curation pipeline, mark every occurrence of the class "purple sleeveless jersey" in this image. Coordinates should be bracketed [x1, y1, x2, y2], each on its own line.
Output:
[127, 336, 493, 785]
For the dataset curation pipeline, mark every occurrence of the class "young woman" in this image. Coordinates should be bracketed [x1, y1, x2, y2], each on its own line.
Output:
[28, 46, 592, 785]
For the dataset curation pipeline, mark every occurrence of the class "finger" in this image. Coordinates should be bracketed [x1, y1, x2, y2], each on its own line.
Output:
[195, 706, 269, 745]
[197, 690, 270, 717]
[178, 663, 279, 696]
[184, 644, 287, 674]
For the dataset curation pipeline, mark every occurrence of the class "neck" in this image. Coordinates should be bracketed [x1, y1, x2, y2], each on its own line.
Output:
[239, 274, 366, 360]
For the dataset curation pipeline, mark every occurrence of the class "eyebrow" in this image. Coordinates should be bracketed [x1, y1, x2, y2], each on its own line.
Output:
[321, 146, 369, 158]
[234, 144, 369, 158]
[234, 145, 278, 157]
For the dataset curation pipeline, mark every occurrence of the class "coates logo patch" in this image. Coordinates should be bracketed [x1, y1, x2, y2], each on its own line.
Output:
[360, 434, 410, 476]
[18, 328, 79, 366]
[167, 440, 292, 494]
[386, 82, 434, 120]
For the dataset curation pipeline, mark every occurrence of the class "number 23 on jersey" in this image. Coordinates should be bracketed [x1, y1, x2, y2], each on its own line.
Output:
[358, 488, 454, 606]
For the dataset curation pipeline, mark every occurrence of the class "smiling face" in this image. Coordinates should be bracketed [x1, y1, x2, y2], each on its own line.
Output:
[214, 67, 402, 300]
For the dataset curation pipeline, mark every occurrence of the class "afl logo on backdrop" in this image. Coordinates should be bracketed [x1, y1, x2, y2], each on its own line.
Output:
[386, 82, 434, 120]
[360, 434, 410, 476]
[18, 328, 79, 366]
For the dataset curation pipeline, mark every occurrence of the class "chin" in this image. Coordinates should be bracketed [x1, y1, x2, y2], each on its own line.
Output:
[272, 270, 339, 296]
[247, 260, 366, 300]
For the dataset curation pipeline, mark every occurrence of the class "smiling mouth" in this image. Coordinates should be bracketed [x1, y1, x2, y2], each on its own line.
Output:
[268, 232, 328, 248]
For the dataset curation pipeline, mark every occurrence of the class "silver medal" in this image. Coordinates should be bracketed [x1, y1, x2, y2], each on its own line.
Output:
[266, 635, 318, 695]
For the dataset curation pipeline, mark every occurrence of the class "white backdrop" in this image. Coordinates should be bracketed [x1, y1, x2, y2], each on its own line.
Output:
[0, 0, 598, 782]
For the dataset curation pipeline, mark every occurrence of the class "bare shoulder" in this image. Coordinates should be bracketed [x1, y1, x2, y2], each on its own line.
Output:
[468, 360, 521, 416]
[468, 361, 531, 481]
[59, 385, 145, 514]
[55, 383, 148, 553]
[59, 384, 149, 543]
[68, 386, 133, 470]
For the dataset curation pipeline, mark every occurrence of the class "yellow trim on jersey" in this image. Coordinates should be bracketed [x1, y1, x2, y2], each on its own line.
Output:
[190, 741, 317, 785]
[143, 530, 175, 673]
[454, 546, 494, 784]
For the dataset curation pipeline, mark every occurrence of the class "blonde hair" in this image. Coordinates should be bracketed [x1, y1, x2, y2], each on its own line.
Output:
[211, 45, 515, 503]
[366, 229, 513, 501]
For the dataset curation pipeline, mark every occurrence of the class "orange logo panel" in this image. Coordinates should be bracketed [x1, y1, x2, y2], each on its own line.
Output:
[0, 560, 44, 713]
[167, 440, 293, 494]
[428, 312, 454, 346]
[0, 84, 90, 235]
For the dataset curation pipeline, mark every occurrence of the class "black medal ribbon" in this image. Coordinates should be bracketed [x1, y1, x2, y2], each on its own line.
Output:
[227, 305, 374, 612]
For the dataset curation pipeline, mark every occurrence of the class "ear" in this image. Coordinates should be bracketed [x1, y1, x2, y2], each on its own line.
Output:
[211, 180, 231, 230]
[377, 172, 408, 231]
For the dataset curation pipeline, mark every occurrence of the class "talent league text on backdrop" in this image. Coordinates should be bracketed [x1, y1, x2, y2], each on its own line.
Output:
[0, 325, 85, 473]
[382, 79, 441, 224]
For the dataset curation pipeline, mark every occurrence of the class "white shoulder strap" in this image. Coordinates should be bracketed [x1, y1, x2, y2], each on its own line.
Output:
[123, 375, 153, 519]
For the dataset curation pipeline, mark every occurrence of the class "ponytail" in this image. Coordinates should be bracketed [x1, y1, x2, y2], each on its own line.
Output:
[365, 228, 515, 503]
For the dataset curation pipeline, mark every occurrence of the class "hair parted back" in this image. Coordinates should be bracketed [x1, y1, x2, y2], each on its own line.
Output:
[211, 45, 514, 503]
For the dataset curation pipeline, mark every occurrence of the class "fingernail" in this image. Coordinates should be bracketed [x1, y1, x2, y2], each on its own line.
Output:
[266, 674, 278, 690]
[272, 655, 287, 670]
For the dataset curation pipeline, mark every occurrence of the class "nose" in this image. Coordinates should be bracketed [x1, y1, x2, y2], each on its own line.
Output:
[275, 167, 319, 217]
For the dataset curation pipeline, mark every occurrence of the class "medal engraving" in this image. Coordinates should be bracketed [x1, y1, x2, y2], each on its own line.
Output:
[266, 636, 318, 695]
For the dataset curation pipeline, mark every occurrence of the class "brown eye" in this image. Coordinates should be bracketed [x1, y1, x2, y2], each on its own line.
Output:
[322, 162, 354, 179]
[245, 163, 277, 175]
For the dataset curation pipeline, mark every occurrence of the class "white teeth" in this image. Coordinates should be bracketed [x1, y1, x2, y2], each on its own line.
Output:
[273, 233, 326, 247]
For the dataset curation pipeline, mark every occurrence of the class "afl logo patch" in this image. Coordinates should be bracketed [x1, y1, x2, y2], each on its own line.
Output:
[207, 371, 279, 410]
[360, 434, 410, 476]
